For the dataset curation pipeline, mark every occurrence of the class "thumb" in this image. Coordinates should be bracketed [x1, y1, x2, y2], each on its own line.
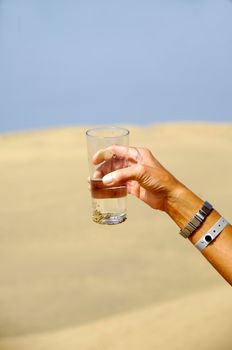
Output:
[102, 164, 147, 186]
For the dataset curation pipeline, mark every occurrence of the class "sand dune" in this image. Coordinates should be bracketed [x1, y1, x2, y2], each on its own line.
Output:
[0, 124, 231, 349]
[0, 285, 231, 350]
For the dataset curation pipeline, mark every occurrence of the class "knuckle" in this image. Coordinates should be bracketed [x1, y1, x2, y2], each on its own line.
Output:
[143, 147, 152, 156]
[137, 163, 147, 176]
[138, 147, 152, 157]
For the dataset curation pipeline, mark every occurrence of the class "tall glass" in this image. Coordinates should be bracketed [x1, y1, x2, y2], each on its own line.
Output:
[86, 127, 129, 225]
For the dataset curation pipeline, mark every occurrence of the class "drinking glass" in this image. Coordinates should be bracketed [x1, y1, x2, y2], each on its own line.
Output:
[86, 126, 129, 224]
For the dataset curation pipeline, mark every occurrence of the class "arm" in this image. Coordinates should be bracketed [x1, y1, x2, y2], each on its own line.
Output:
[167, 186, 232, 285]
[93, 146, 232, 285]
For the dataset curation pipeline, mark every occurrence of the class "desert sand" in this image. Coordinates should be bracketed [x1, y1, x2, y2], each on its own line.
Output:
[0, 123, 231, 349]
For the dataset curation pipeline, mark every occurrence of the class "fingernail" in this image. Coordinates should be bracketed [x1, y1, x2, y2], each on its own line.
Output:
[102, 173, 114, 185]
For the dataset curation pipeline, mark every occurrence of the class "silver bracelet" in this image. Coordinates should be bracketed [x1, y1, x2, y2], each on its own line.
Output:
[179, 201, 213, 238]
[195, 217, 229, 251]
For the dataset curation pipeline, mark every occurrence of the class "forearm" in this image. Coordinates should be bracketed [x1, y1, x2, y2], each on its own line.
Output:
[167, 184, 232, 285]
[96, 145, 232, 284]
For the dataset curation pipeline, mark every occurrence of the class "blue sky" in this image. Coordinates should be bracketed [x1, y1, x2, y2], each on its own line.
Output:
[0, 0, 232, 133]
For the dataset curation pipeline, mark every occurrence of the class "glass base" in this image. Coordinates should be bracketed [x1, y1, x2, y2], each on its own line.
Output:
[92, 211, 127, 225]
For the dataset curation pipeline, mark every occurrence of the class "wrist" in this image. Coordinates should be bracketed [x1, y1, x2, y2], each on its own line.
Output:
[165, 182, 204, 229]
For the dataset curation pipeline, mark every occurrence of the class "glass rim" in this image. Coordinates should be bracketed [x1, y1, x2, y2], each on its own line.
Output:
[86, 126, 130, 138]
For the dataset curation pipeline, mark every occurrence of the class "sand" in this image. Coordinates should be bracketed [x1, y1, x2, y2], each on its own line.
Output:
[0, 123, 231, 349]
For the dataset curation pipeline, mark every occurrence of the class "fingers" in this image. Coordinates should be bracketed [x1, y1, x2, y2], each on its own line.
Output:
[102, 163, 147, 186]
[92, 156, 127, 179]
[88, 175, 141, 198]
[92, 149, 115, 165]
[92, 145, 142, 165]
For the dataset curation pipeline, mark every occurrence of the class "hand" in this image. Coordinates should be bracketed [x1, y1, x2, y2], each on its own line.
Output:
[92, 145, 183, 212]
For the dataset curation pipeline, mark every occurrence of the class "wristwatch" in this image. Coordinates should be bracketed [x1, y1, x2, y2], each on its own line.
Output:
[179, 201, 213, 238]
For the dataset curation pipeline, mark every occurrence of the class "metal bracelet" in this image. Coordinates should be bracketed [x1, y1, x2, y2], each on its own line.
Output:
[179, 201, 213, 238]
[195, 217, 229, 251]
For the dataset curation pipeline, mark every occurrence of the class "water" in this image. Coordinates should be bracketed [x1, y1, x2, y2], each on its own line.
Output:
[90, 179, 127, 225]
